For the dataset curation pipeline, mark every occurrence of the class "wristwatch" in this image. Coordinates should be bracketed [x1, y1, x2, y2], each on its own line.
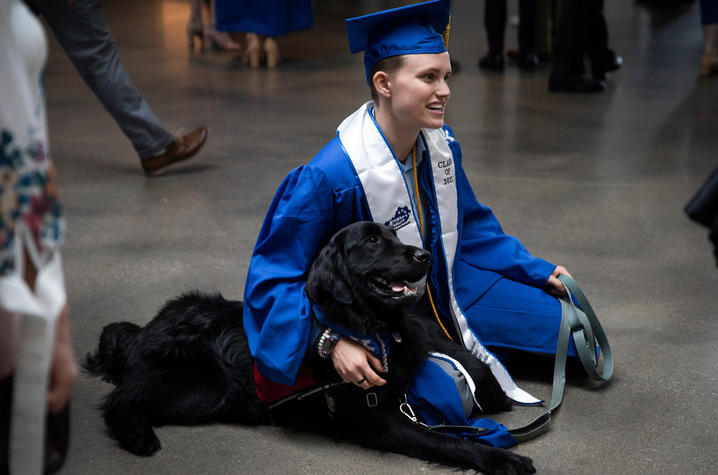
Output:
[317, 328, 340, 359]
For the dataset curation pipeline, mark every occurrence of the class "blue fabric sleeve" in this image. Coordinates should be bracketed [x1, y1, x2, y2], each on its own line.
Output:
[243, 138, 368, 385]
[446, 126, 556, 288]
[243, 165, 336, 385]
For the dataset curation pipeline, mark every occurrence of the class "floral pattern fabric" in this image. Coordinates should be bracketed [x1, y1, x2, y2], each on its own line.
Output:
[0, 126, 64, 276]
[1, 0, 65, 278]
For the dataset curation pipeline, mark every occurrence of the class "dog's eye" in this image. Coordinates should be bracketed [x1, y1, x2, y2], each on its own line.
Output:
[367, 235, 379, 244]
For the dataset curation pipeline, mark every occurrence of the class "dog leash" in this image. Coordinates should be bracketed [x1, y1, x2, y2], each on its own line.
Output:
[265, 381, 348, 411]
[399, 275, 613, 443]
[549, 275, 613, 407]
[509, 274, 613, 442]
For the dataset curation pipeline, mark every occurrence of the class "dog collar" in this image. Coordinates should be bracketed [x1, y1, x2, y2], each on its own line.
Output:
[312, 302, 396, 372]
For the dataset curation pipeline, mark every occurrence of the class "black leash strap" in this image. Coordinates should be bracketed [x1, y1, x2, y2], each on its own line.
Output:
[265, 381, 347, 411]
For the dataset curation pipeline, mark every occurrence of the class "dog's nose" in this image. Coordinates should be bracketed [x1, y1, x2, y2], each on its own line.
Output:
[412, 249, 430, 263]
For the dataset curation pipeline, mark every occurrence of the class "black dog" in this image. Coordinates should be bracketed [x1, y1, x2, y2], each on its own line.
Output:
[85, 222, 535, 474]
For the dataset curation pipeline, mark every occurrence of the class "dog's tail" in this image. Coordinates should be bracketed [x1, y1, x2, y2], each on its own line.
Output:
[83, 321, 141, 385]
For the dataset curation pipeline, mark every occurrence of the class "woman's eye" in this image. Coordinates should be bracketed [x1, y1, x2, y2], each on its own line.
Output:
[423, 73, 435, 81]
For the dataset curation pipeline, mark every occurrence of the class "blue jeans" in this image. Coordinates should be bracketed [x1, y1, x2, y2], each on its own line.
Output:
[32, 0, 174, 158]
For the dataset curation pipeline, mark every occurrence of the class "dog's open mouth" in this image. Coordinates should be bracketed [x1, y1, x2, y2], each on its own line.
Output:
[369, 275, 427, 299]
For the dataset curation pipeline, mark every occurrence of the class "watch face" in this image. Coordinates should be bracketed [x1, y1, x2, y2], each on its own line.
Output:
[320, 331, 338, 358]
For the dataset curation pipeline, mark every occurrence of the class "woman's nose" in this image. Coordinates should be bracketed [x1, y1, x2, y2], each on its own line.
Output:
[437, 80, 450, 98]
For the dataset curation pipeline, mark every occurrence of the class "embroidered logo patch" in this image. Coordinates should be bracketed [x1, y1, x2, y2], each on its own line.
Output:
[439, 127, 456, 144]
[384, 206, 411, 230]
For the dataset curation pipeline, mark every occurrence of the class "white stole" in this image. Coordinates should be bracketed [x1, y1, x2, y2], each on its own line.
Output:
[337, 102, 540, 405]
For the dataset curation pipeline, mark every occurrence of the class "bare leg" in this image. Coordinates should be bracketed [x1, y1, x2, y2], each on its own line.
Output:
[244, 33, 263, 68]
[264, 37, 281, 68]
[205, 0, 241, 51]
[187, 0, 204, 51]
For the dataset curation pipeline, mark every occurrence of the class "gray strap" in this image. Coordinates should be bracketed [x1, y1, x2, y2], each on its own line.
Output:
[509, 275, 613, 442]
[557, 274, 613, 384]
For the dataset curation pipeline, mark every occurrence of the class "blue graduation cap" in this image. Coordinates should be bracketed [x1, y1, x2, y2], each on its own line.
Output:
[345, 0, 451, 85]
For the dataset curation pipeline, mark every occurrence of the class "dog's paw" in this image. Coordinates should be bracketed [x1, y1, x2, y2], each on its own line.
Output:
[475, 388, 514, 414]
[483, 449, 536, 475]
[117, 428, 161, 456]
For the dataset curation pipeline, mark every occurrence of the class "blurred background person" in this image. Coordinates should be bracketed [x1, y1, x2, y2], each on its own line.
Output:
[187, 0, 241, 51]
[548, 0, 622, 92]
[700, 0, 718, 75]
[685, 167, 718, 265]
[29, 0, 209, 176]
[479, 0, 539, 72]
[1, 0, 77, 473]
[215, 0, 314, 68]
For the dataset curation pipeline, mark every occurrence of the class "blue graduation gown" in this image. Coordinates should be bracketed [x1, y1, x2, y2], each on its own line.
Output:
[243, 125, 557, 386]
[215, 0, 313, 37]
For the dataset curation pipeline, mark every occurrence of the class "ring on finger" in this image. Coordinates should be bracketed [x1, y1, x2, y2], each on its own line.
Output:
[356, 377, 366, 385]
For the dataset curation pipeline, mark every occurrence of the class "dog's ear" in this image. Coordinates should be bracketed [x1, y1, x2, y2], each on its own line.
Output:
[306, 230, 353, 306]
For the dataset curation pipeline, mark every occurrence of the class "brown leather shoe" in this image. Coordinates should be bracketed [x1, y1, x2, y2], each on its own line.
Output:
[141, 126, 209, 176]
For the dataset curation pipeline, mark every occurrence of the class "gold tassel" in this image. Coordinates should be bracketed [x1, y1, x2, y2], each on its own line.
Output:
[443, 16, 451, 48]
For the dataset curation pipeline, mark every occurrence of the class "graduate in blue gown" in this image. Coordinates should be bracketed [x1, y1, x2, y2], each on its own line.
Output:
[243, 0, 575, 434]
[215, 0, 313, 68]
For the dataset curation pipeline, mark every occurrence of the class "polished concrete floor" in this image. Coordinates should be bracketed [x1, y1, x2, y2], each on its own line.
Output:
[42, 0, 718, 473]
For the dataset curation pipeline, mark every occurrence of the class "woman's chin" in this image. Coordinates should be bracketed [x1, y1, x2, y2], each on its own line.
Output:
[422, 119, 445, 129]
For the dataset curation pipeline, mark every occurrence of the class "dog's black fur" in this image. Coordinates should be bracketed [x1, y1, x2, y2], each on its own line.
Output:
[84, 222, 535, 474]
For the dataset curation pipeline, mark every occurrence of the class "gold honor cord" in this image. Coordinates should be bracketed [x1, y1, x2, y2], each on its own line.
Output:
[412, 145, 453, 341]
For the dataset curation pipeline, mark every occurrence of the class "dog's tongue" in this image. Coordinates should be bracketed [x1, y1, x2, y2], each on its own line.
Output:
[391, 282, 407, 292]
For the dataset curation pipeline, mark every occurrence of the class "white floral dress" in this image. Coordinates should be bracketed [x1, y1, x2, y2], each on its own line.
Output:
[1, 1, 68, 473]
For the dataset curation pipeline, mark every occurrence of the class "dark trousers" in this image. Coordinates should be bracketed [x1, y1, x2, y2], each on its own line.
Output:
[549, 0, 609, 84]
[483, 0, 537, 54]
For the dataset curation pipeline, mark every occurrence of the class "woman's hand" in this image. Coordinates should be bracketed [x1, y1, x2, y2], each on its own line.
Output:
[47, 305, 78, 413]
[546, 266, 572, 297]
[330, 338, 387, 389]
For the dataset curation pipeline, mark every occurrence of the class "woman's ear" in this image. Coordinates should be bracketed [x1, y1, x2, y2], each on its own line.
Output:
[372, 71, 392, 99]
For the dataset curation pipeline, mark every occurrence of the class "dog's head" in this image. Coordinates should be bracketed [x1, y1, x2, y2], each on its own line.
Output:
[306, 221, 430, 333]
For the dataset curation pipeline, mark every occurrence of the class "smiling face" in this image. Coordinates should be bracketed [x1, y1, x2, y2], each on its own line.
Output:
[378, 52, 452, 131]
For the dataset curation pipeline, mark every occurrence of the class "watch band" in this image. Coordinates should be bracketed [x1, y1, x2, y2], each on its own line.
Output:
[317, 328, 340, 359]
